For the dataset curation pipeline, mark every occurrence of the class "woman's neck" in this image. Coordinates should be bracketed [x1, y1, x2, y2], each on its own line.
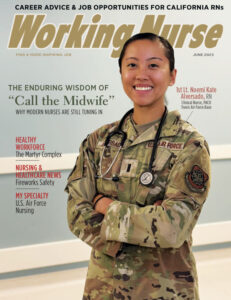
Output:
[132, 104, 165, 125]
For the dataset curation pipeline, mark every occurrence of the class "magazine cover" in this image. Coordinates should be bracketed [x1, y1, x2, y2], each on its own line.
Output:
[0, 0, 230, 298]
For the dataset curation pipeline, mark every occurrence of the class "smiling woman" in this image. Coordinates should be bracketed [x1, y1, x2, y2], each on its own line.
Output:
[120, 38, 176, 124]
[65, 32, 211, 300]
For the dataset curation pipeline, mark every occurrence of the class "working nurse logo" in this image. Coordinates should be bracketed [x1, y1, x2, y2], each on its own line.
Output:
[185, 165, 208, 193]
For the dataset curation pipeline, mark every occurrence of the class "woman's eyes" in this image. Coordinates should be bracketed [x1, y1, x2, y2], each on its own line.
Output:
[127, 63, 159, 69]
[127, 63, 136, 68]
[149, 63, 158, 69]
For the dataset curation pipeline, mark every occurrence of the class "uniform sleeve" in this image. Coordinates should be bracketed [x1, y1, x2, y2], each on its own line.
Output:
[65, 136, 121, 257]
[100, 137, 211, 248]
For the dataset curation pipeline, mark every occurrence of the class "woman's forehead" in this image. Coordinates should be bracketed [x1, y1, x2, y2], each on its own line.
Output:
[123, 39, 167, 59]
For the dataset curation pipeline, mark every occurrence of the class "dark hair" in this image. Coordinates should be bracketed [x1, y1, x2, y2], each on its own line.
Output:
[118, 32, 175, 72]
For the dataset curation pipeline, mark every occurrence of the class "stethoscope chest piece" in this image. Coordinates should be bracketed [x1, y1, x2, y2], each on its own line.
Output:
[139, 171, 154, 186]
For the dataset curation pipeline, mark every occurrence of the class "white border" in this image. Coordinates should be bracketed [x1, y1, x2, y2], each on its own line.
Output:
[1, 144, 231, 175]
[0, 221, 230, 274]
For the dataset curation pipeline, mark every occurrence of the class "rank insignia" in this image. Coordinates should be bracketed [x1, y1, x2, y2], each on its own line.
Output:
[185, 165, 209, 193]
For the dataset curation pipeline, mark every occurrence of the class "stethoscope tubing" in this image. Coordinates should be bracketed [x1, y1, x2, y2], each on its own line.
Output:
[148, 106, 167, 170]
[97, 106, 168, 185]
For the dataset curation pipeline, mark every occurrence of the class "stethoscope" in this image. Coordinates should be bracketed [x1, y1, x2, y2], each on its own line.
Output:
[96, 106, 168, 186]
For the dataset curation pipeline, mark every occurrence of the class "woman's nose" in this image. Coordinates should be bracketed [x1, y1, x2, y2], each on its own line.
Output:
[135, 66, 148, 80]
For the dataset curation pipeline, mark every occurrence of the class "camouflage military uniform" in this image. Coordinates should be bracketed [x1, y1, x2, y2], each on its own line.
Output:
[66, 110, 210, 300]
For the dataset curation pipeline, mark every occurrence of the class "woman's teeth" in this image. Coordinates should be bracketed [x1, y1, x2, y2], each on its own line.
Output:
[135, 86, 152, 91]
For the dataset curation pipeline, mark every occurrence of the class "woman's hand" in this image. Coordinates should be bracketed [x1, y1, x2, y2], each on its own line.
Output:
[93, 194, 114, 215]
[154, 200, 163, 206]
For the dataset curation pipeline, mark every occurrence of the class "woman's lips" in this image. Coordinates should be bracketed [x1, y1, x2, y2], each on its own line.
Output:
[133, 85, 153, 91]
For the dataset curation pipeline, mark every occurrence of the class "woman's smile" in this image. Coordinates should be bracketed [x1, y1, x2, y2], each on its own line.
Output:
[133, 84, 153, 91]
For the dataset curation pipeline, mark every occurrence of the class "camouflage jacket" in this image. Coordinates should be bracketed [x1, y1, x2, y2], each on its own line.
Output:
[66, 110, 211, 300]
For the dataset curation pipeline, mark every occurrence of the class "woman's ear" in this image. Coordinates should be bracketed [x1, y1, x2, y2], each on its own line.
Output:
[169, 69, 177, 86]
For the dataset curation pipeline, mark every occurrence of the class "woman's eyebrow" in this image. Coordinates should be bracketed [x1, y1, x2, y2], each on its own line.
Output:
[147, 57, 163, 61]
[125, 57, 138, 61]
[125, 56, 163, 61]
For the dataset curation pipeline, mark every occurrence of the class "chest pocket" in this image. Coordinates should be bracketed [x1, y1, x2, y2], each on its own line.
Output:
[135, 147, 176, 206]
[95, 144, 123, 177]
[94, 144, 123, 198]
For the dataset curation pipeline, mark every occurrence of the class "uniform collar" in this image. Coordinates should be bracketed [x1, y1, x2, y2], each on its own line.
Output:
[122, 114, 139, 145]
[123, 110, 182, 147]
[160, 110, 181, 137]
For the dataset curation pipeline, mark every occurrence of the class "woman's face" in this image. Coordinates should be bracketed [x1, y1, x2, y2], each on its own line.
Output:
[121, 39, 176, 111]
